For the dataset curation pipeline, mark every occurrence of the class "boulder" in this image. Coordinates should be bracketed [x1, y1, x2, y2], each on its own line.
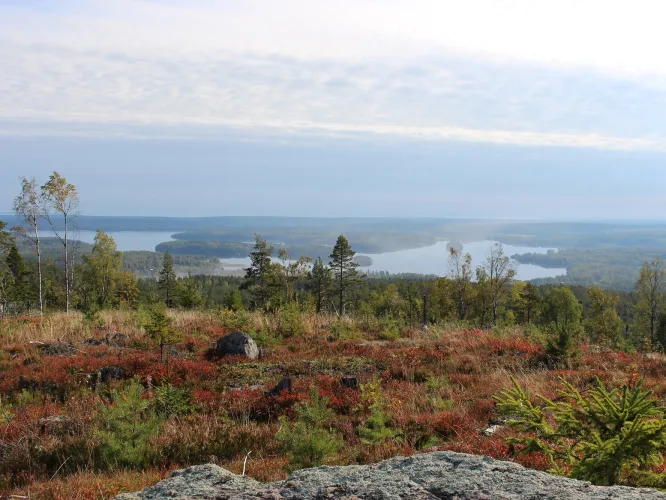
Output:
[106, 332, 130, 347]
[89, 366, 126, 389]
[35, 341, 78, 356]
[340, 376, 359, 390]
[264, 378, 292, 396]
[99, 366, 125, 383]
[115, 451, 666, 500]
[216, 332, 259, 360]
[38, 415, 75, 435]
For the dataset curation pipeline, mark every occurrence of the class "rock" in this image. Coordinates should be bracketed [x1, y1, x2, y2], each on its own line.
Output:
[340, 376, 359, 390]
[264, 378, 292, 396]
[38, 415, 74, 435]
[99, 366, 125, 383]
[90, 366, 125, 389]
[482, 424, 504, 437]
[106, 332, 130, 347]
[35, 341, 78, 356]
[216, 332, 259, 360]
[115, 451, 666, 500]
[18, 375, 38, 392]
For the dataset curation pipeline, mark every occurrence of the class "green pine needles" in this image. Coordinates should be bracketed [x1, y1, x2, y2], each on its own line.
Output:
[495, 376, 666, 486]
[356, 376, 400, 444]
[276, 388, 342, 471]
[97, 379, 162, 469]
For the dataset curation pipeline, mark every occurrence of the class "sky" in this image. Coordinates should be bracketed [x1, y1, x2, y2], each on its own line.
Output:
[1, 0, 666, 219]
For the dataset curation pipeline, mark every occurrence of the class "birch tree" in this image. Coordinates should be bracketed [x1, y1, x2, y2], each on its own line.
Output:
[41, 171, 79, 313]
[13, 177, 46, 315]
[448, 247, 473, 321]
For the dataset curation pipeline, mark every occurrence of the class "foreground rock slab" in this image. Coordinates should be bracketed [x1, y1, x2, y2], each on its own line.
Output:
[116, 451, 666, 499]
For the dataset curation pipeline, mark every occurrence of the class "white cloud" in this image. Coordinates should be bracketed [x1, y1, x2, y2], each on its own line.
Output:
[3, 0, 666, 149]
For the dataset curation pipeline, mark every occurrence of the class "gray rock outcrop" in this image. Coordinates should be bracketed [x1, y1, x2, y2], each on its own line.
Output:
[216, 331, 259, 360]
[115, 451, 666, 499]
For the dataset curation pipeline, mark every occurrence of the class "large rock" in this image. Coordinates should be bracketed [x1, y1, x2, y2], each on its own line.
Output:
[115, 451, 666, 499]
[216, 332, 259, 360]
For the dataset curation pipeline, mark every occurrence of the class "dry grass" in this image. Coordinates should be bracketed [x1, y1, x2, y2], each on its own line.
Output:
[3, 310, 666, 498]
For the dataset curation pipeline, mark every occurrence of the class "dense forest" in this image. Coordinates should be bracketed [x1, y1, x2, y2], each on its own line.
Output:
[5, 173, 666, 497]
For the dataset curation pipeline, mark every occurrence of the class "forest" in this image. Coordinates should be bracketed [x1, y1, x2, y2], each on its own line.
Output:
[4, 173, 666, 498]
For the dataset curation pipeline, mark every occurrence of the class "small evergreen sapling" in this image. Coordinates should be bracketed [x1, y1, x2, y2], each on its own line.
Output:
[356, 376, 400, 444]
[143, 307, 182, 362]
[495, 376, 666, 486]
[545, 324, 579, 367]
[97, 378, 162, 469]
[276, 388, 341, 471]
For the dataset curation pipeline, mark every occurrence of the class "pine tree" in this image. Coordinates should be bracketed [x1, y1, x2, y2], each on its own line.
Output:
[158, 251, 177, 308]
[179, 273, 203, 309]
[0, 222, 20, 316]
[329, 235, 363, 316]
[495, 376, 666, 487]
[276, 388, 342, 471]
[515, 282, 541, 325]
[356, 376, 399, 444]
[143, 306, 182, 362]
[308, 257, 332, 313]
[223, 288, 244, 311]
[97, 378, 163, 469]
[6, 245, 32, 311]
[243, 234, 275, 310]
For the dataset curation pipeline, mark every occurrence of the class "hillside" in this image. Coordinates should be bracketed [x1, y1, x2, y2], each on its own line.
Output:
[4, 310, 666, 498]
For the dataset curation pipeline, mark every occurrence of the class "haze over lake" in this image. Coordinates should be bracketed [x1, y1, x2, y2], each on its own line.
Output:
[221, 240, 567, 281]
[75, 230, 176, 252]
[75, 231, 565, 281]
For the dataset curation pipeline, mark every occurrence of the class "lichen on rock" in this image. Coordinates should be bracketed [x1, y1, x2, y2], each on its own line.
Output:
[116, 451, 666, 500]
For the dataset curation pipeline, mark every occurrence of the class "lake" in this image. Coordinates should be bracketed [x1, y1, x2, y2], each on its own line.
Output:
[74, 231, 566, 280]
[75, 230, 176, 252]
[219, 240, 567, 281]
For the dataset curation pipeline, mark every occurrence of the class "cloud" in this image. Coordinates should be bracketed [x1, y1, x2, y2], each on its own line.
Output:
[3, 0, 666, 150]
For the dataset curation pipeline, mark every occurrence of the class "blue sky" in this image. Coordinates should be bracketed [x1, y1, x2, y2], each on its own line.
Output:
[1, 1, 666, 218]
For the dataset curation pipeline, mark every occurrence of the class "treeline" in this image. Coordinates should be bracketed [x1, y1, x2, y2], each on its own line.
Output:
[3, 172, 666, 352]
[517, 247, 666, 290]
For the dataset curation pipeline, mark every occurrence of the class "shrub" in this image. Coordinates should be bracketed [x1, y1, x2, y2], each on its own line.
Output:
[97, 379, 163, 470]
[495, 376, 666, 486]
[276, 388, 341, 471]
[278, 302, 305, 338]
[545, 325, 579, 367]
[356, 376, 400, 444]
[425, 376, 454, 411]
[143, 307, 183, 363]
[219, 309, 253, 331]
[329, 318, 360, 341]
[153, 384, 196, 417]
[251, 324, 283, 348]
[378, 315, 401, 341]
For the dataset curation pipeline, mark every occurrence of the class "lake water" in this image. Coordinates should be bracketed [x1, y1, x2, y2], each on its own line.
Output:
[73, 231, 566, 280]
[219, 240, 567, 281]
[75, 231, 176, 252]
